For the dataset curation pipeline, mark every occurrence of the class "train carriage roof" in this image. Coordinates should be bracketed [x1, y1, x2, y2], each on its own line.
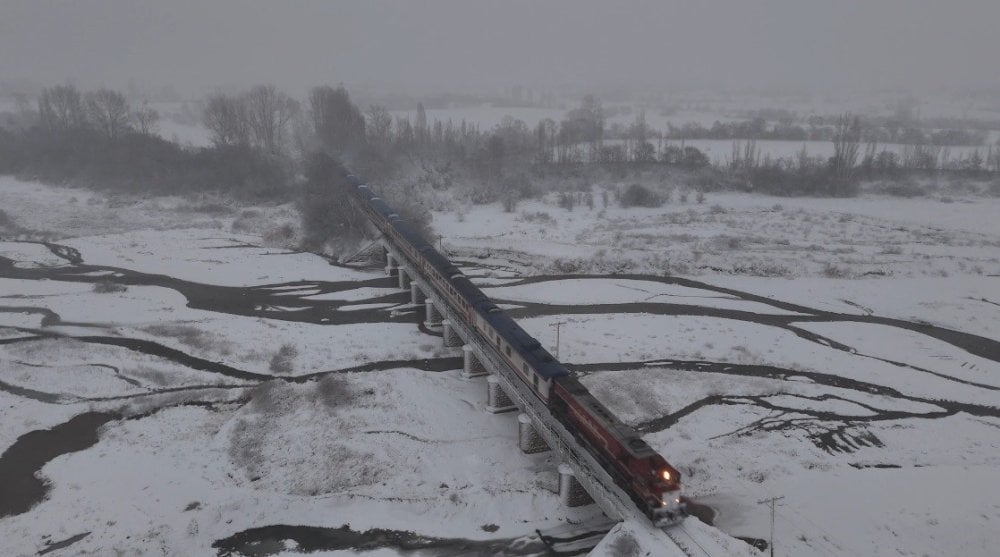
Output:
[369, 198, 394, 218]
[556, 375, 656, 459]
[481, 310, 567, 380]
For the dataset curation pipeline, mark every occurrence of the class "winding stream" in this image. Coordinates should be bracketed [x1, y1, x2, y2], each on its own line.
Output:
[0, 411, 119, 518]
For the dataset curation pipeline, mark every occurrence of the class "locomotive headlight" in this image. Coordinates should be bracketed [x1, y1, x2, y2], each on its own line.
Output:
[661, 470, 671, 481]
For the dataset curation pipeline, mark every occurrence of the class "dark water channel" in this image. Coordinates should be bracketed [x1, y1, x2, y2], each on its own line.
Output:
[213, 523, 611, 557]
[0, 411, 118, 518]
[2, 241, 998, 552]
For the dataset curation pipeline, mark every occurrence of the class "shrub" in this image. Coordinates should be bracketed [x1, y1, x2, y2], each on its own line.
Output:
[178, 201, 232, 215]
[315, 375, 352, 409]
[607, 534, 641, 557]
[869, 180, 927, 198]
[501, 191, 519, 213]
[990, 179, 1000, 197]
[269, 343, 298, 375]
[263, 223, 296, 246]
[143, 323, 231, 354]
[620, 183, 661, 208]
[92, 280, 127, 293]
[298, 153, 368, 252]
[248, 380, 292, 414]
[518, 211, 555, 225]
[823, 262, 849, 278]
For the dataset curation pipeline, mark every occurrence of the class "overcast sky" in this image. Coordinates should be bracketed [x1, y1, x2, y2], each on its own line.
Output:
[1, 0, 998, 98]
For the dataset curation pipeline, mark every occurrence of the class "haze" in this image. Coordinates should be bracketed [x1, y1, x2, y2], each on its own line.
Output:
[2, 0, 999, 98]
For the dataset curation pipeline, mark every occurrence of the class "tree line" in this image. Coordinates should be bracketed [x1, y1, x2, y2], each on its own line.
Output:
[2, 83, 998, 208]
[664, 118, 989, 146]
[0, 84, 292, 197]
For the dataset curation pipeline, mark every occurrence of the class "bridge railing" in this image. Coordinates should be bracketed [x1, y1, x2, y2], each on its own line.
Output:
[381, 240, 638, 523]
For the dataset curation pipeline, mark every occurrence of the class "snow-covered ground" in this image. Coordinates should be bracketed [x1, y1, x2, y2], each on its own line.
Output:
[1, 176, 998, 556]
[437, 191, 1000, 281]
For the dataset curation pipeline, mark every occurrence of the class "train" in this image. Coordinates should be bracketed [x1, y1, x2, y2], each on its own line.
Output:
[341, 169, 686, 526]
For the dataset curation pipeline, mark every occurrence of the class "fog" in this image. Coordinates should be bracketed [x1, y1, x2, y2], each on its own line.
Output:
[2, 0, 999, 97]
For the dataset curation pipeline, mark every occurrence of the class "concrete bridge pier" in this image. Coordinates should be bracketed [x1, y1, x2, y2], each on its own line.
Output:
[424, 298, 442, 329]
[398, 268, 411, 290]
[385, 252, 399, 277]
[558, 464, 594, 507]
[410, 282, 426, 306]
[441, 319, 463, 348]
[518, 413, 551, 454]
[462, 345, 488, 379]
[486, 374, 516, 413]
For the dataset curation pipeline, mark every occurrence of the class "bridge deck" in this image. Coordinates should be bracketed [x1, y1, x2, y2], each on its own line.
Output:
[379, 239, 689, 556]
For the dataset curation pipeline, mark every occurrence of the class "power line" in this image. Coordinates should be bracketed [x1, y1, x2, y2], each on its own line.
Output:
[551, 320, 566, 359]
[757, 496, 785, 557]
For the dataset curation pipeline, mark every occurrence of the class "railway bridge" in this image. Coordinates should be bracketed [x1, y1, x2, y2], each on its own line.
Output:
[344, 171, 731, 556]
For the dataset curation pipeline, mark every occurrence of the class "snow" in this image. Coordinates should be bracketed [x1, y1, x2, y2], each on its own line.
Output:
[62, 230, 369, 287]
[155, 118, 213, 148]
[2, 176, 999, 556]
[436, 193, 1000, 280]
[484, 278, 807, 315]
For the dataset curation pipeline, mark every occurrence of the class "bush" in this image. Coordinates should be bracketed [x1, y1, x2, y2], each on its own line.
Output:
[823, 262, 849, 278]
[0, 126, 293, 199]
[143, 323, 232, 355]
[869, 180, 927, 198]
[269, 343, 298, 375]
[518, 211, 555, 225]
[92, 280, 127, 293]
[620, 183, 662, 208]
[248, 380, 293, 414]
[314, 375, 353, 409]
[501, 191, 519, 213]
[263, 223, 296, 246]
[297, 153, 370, 252]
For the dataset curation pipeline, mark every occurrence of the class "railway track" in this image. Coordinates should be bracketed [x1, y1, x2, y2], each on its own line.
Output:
[665, 524, 716, 557]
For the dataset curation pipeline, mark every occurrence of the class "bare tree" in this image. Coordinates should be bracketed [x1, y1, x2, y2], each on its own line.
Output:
[309, 85, 366, 155]
[37, 84, 86, 130]
[365, 105, 393, 147]
[628, 110, 651, 161]
[560, 95, 604, 162]
[203, 93, 250, 147]
[244, 84, 298, 154]
[131, 99, 160, 135]
[415, 102, 429, 146]
[830, 113, 861, 193]
[85, 89, 132, 139]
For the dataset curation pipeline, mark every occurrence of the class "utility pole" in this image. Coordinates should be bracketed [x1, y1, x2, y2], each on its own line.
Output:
[757, 496, 784, 557]
[551, 321, 566, 359]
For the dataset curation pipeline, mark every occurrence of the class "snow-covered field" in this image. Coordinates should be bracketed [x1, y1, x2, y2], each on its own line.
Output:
[1, 177, 998, 556]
